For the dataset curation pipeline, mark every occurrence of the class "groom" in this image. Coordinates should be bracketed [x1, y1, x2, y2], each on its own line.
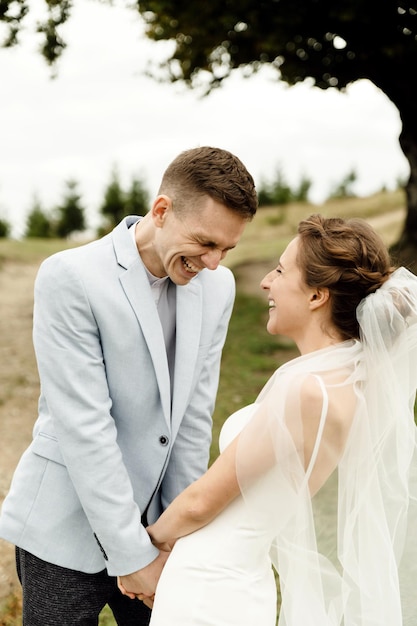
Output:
[0, 146, 257, 625]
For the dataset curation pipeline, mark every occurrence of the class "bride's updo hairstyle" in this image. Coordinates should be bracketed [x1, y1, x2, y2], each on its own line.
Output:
[297, 214, 395, 340]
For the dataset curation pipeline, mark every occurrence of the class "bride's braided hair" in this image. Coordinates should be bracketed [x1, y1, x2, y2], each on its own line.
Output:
[297, 214, 395, 340]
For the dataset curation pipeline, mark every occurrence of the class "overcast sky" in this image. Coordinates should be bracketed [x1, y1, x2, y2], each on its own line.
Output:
[0, 0, 409, 237]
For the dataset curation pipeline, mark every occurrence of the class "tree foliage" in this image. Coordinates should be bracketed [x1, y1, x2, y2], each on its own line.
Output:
[99, 166, 128, 232]
[25, 196, 52, 238]
[54, 179, 86, 237]
[137, 1, 416, 93]
[99, 166, 149, 234]
[125, 175, 150, 217]
[0, 217, 10, 237]
[328, 168, 358, 200]
[134, 0, 417, 267]
[0, 0, 70, 63]
[257, 166, 312, 206]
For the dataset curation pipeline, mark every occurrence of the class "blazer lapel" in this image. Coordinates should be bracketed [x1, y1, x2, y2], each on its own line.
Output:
[171, 279, 202, 437]
[113, 218, 171, 424]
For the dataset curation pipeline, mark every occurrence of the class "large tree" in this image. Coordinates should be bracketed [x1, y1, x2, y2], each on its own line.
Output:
[2, 0, 417, 262]
[137, 0, 417, 266]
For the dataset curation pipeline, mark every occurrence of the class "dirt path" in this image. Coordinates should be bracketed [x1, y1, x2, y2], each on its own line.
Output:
[0, 261, 40, 599]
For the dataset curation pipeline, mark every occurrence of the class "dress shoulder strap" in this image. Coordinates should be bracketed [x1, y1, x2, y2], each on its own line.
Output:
[303, 374, 329, 484]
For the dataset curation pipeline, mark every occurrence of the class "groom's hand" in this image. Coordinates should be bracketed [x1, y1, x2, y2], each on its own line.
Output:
[117, 550, 169, 602]
[146, 524, 174, 552]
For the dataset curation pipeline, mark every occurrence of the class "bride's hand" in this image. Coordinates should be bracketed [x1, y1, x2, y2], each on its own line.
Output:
[117, 579, 155, 607]
[136, 593, 155, 609]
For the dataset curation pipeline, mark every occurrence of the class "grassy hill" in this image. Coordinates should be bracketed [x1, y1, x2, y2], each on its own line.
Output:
[223, 188, 405, 269]
[0, 190, 407, 625]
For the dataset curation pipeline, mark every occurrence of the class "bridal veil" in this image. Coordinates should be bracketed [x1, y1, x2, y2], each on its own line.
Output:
[236, 267, 417, 625]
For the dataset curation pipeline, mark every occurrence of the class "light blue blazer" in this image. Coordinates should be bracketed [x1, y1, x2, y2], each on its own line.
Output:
[0, 216, 236, 576]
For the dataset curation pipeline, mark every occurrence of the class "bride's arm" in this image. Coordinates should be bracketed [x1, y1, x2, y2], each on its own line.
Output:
[147, 400, 279, 548]
[147, 373, 340, 548]
[147, 435, 241, 547]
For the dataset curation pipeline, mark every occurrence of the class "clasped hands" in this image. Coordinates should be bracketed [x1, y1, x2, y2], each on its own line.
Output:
[117, 530, 172, 609]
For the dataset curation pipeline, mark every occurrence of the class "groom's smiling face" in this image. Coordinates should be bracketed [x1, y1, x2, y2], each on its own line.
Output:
[151, 195, 247, 285]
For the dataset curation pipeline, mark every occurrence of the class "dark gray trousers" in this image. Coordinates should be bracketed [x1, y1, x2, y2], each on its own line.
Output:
[16, 547, 152, 626]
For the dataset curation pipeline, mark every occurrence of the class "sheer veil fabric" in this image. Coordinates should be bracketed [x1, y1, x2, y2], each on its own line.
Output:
[236, 267, 417, 625]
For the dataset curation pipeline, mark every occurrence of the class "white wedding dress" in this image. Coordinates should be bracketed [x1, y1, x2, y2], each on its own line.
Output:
[150, 268, 417, 626]
[149, 404, 278, 626]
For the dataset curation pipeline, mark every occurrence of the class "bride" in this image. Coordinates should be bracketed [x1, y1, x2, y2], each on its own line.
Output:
[120, 214, 417, 625]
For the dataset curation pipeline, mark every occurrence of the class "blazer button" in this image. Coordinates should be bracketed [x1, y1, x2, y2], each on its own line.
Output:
[159, 435, 169, 446]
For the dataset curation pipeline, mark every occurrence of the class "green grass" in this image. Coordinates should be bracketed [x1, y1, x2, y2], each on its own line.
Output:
[0, 237, 80, 267]
[222, 189, 406, 268]
[0, 595, 21, 626]
[98, 605, 116, 625]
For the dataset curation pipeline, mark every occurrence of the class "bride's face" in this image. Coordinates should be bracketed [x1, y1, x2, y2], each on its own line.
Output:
[260, 237, 314, 338]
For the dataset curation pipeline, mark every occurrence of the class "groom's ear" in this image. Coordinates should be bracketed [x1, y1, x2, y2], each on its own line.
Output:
[309, 287, 329, 310]
[152, 195, 173, 227]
